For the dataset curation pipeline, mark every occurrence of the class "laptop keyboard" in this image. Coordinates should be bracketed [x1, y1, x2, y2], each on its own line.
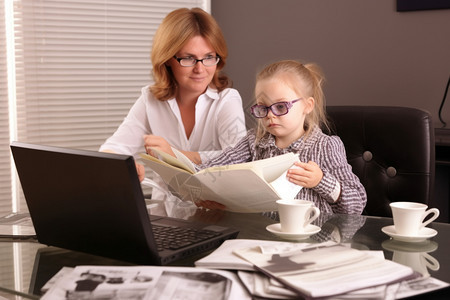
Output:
[152, 224, 221, 251]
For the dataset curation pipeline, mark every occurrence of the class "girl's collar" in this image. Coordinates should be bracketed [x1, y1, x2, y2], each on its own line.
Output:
[258, 125, 321, 150]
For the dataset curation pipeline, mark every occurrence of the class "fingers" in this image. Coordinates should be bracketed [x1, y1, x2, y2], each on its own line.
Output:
[295, 160, 319, 170]
[191, 207, 225, 223]
[143, 134, 174, 157]
[287, 161, 323, 188]
[144, 135, 167, 148]
[143, 135, 156, 156]
[135, 163, 145, 182]
[195, 200, 226, 210]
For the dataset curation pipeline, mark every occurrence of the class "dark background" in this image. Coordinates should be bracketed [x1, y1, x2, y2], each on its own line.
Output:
[211, 0, 450, 129]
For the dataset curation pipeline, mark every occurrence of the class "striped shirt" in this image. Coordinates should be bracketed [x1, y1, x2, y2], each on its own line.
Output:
[199, 126, 367, 214]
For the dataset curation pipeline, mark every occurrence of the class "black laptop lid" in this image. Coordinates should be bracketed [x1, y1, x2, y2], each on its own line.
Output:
[10, 142, 160, 265]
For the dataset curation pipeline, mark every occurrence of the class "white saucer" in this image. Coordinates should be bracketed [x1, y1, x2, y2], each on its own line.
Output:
[381, 225, 437, 243]
[266, 223, 321, 241]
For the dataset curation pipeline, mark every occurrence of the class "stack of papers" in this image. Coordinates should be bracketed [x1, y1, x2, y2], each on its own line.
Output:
[196, 239, 449, 299]
[234, 243, 414, 298]
[195, 239, 326, 271]
[39, 239, 449, 299]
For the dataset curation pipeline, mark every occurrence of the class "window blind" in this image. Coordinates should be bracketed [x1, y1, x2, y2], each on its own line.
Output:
[0, 1, 12, 214]
[1, 0, 208, 295]
[14, 0, 207, 149]
[2, 0, 208, 214]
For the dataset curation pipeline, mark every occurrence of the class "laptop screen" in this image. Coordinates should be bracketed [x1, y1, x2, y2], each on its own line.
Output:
[10, 142, 238, 265]
[11, 142, 163, 264]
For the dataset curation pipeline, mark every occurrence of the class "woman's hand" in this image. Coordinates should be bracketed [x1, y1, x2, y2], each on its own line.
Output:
[287, 161, 323, 188]
[143, 135, 175, 157]
[135, 163, 145, 182]
[194, 200, 226, 210]
[191, 207, 225, 223]
[143, 135, 202, 164]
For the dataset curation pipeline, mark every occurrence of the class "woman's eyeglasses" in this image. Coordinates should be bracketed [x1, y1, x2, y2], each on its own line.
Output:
[250, 98, 302, 118]
[173, 56, 220, 67]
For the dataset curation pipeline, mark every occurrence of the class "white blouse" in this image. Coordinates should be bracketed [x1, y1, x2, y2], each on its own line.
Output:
[99, 85, 247, 214]
[100, 85, 247, 162]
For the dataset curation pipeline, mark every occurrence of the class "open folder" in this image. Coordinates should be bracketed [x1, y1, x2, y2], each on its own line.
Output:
[140, 149, 302, 213]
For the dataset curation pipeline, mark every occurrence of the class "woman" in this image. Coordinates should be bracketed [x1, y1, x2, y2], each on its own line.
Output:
[100, 8, 246, 212]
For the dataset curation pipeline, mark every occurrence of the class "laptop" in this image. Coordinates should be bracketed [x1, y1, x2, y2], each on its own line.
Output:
[10, 141, 239, 265]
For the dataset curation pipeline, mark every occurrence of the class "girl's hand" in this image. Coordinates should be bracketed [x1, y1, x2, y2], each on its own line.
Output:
[143, 135, 175, 157]
[287, 161, 323, 188]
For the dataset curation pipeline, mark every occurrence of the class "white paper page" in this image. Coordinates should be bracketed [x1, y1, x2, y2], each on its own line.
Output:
[195, 169, 280, 212]
[234, 244, 415, 298]
[172, 148, 196, 173]
[238, 271, 297, 299]
[148, 147, 195, 174]
[251, 153, 298, 182]
[142, 157, 191, 181]
[269, 165, 303, 200]
[195, 239, 333, 271]
[280, 257, 414, 298]
[201, 153, 298, 183]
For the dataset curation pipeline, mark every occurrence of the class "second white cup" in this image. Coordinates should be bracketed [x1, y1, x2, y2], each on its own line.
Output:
[390, 202, 440, 236]
[276, 199, 320, 233]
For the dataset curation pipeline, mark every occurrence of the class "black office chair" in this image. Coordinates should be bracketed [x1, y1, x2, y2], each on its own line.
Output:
[326, 106, 435, 217]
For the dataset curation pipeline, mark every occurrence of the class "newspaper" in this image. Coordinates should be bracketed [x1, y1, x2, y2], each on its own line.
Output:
[197, 239, 449, 299]
[237, 270, 449, 299]
[195, 239, 336, 271]
[41, 265, 251, 300]
[234, 243, 418, 298]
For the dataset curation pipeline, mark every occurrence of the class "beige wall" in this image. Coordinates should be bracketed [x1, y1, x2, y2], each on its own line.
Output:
[212, 0, 450, 129]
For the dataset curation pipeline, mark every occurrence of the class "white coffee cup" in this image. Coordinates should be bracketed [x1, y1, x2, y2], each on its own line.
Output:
[390, 202, 439, 236]
[276, 199, 320, 233]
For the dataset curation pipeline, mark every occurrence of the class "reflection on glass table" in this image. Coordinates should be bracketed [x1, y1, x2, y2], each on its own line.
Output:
[0, 209, 449, 299]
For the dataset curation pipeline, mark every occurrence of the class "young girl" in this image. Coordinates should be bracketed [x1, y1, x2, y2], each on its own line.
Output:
[154, 60, 367, 214]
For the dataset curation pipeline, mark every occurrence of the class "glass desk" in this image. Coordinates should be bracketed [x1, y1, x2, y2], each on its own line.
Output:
[0, 211, 449, 299]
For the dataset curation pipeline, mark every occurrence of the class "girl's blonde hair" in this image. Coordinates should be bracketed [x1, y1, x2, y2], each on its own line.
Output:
[255, 60, 330, 141]
[150, 7, 230, 101]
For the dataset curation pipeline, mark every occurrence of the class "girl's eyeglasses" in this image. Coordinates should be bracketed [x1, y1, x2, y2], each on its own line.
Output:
[250, 98, 302, 118]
